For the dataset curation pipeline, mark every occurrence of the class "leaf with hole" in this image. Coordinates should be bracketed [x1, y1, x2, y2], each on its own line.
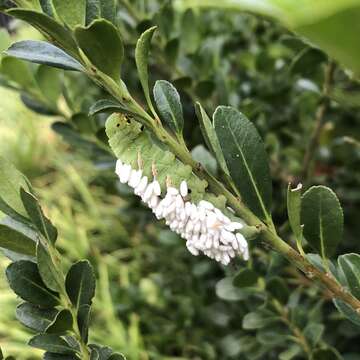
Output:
[301, 186, 343, 258]
[214, 106, 272, 220]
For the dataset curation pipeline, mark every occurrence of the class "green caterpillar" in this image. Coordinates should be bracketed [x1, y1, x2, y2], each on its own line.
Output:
[105, 113, 227, 208]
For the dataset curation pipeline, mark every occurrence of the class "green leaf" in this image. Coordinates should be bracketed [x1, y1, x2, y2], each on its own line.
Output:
[16, 302, 58, 332]
[75, 19, 124, 81]
[333, 298, 360, 327]
[287, 183, 303, 241]
[1, 57, 36, 90]
[5, 41, 84, 71]
[233, 268, 258, 288]
[39, 0, 56, 17]
[77, 304, 91, 343]
[191, 145, 217, 175]
[99, 0, 116, 24]
[242, 310, 280, 330]
[153, 80, 184, 136]
[311, 348, 342, 360]
[45, 309, 73, 334]
[338, 253, 360, 299]
[86, 0, 100, 24]
[36, 65, 62, 104]
[6, 260, 59, 307]
[65, 260, 96, 309]
[90, 349, 100, 360]
[0, 156, 30, 218]
[266, 277, 290, 304]
[20, 93, 58, 116]
[29, 334, 77, 354]
[88, 99, 130, 116]
[135, 26, 157, 116]
[7, 9, 79, 57]
[301, 186, 343, 258]
[108, 354, 125, 360]
[44, 353, 79, 360]
[195, 102, 229, 176]
[0, 224, 36, 256]
[37, 241, 63, 292]
[53, 0, 86, 28]
[215, 277, 256, 301]
[20, 188, 58, 244]
[214, 106, 272, 220]
[304, 323, 324, 346]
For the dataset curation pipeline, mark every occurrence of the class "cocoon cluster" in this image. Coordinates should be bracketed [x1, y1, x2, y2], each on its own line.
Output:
[115, 160, 249, 265]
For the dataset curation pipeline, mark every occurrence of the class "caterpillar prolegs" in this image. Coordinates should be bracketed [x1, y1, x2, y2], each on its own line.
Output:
[106, 113, 249, 265]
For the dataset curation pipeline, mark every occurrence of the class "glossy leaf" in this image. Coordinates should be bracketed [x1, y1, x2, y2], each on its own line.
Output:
[20, 188, 58, 244]
[5, 40, 84, 71]
[75, 19, 124, 81]
[37, 241, 63, 292]
[214, 106, 272, 220]
[65, 260, 96, 309]
[6, 260, 59, 307]
[6, 9, 78, 56]
[338, 253, 360, 299]
[135, 26, 157, 115]
[0, 224, 36, 256]
[53, 0, 86, 28]
[45, 309, 73, 334]
[153, 80, 184, 136]
[16, 302, 58, 332]
[195, 102, 229, 176]
[301, 186, 343, 258]
[29, 334, 77, 354]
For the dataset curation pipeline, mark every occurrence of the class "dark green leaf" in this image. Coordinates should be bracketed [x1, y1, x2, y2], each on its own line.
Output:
[89, 99, 129, 116]
[135, 26, 157, 115]
[287, 183, 303, 241]
[20, 188, 58, 244]
[65, 260, 96, 309]
[86, 0, 100, 24]
[75, 19, 124, 81]
[301, 186, 343, 258]
[53, 0, 86, 28]
[44, 352, 79, 360]
[20, 93, 58, 116]
[304, 323, 324, 346]
[6, 260, 59, 307]
[338, 253, 360, 299]
[153, 80, 184, 136]
[0, 224, 36, 256]
[311, 348, 342, 360]
[16, 302, 57, 332]
[242, 310, 280, 330]
[233, 268, 258, 288]
[0, 156, 30, 218]
[29, 334, 77, 354]
[100, 0, 116, 24]
[164, 38, 179, 65]
[334, 299, 360, 327]
[90, 348, 100, 360]
[195, 80, 215, 99]
[5, 41, 84, 71]
[77, 304, 91, 343]
[37, 241, 63, 292]
[46, 309, 73, 334]
[6, 9, 79, 57]
[39, 0, 55, 17]
[108, 354, 125, 360]
[214, 106, 272, 220]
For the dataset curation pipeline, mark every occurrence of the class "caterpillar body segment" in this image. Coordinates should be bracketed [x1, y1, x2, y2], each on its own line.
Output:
[106, 113, 227, 209]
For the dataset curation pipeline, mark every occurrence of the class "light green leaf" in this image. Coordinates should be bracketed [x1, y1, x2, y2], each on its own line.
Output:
[0, 156, 30, 218]
[301, 186, 343, 258]
[36, 65, 62, 104]
[6, 260, 59, 307]
[1, 57, 36, 90]
[0, 224, 36, 256]
[214, 106, 272, 220]
[191, 145, 217, 175]
[53, 0, 86, 28]
[338, 253, 360, 299]
[195, 102, 229, 176]
[20, 188, 58, 244]
[16, 302, 58, 332]
[215, 277, 256, 301]
[29, 334, 77, 354]
[5, 41, 84, 71]
[242, 310, 280, 330]
[75, 19, 124, 81]
[45, 309, 73, 334]
[135, 26, 157, 116]
[7, 9, 79, 57]
[153, 80, 184, 136]
[65, 260, 96, 309]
